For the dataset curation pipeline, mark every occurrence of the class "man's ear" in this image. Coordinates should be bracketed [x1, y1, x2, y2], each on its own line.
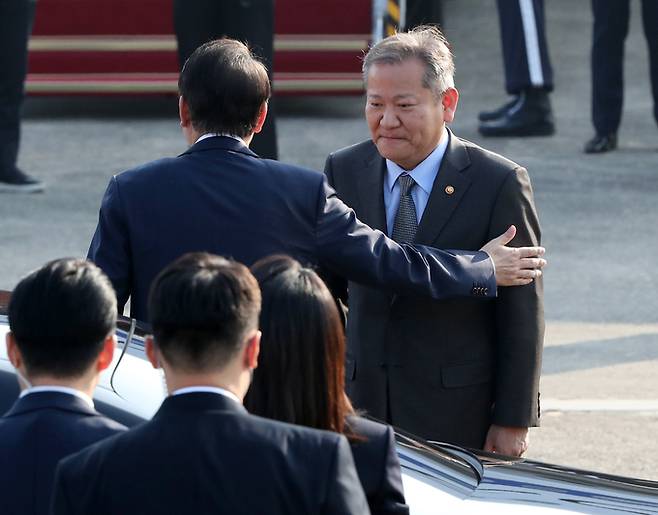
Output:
[6, 332, 22, 370]
[145, 336, 161, 369]
[441, 87, 459, 124]
[96, 334, 116, 373]
[179, 96, 192, 129]
[243, 331, 261, 370]
[252, 102, 268, 134]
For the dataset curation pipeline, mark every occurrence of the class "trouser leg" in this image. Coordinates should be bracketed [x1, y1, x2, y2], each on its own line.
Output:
[405, 0, 443, 29]
[591, 0, 629, 136]
[172, 0, 277, 159]
[641, 0, 658, 127]
[0, 0, 36, 176]
[496, 0, 554, 94]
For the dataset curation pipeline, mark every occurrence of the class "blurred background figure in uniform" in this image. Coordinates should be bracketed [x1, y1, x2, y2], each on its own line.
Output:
[478, 0, 555, 137]
[585, 0, 658, 154]
[173, 0, 278, 160]
[0, 0, 44, 192]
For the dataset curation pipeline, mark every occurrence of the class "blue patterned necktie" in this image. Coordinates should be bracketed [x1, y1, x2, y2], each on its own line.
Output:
[391, 173, 418, 243]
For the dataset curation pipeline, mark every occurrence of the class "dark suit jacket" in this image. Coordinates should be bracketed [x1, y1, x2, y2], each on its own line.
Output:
[52, 393, 369, 515]
[347, 416, 409, 515]
[0, 391, 126, 515]
[325, 132, 544, 448]
[87, 136, 496, 322]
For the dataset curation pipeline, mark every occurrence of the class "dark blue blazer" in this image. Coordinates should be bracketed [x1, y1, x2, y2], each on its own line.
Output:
[52, 393, 369, 515]
[0, 391, 126, 515]
[87, 136, 495, 321]
[347, 416, 409, 515]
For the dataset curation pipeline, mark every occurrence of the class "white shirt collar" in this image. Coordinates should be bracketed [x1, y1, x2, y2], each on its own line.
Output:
[20, 385, 95, 409]
[385, 127, 450, 195]
[195, 133, 245, 146]
[171, 386, 241, 405]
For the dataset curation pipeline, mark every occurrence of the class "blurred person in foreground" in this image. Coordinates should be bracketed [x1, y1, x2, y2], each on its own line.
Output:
[325, 26, 544, 456]
[87, 37, 546, 324]
[0, 0, 44, 192]
[52, 252, 369, 515]
[0, 258, 125, 515]
[245, 255, 409, 515]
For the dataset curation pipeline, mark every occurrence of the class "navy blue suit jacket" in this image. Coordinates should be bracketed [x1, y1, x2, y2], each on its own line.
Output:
[0, 391, 126, 515]
[347, 416, 409, 515]
[52, 393, 369, 515]
[87, 136, 495, 321]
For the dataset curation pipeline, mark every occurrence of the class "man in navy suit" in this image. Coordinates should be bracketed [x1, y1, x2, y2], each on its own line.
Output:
[52, 253, 369, 514]
[87, 38, 546, 322]
[0, 258, 126, 515]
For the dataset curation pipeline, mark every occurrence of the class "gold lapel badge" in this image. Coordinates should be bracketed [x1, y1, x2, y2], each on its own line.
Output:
[445, 185, 455, 195]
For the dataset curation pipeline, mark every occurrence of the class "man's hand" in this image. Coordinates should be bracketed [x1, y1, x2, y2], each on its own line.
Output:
[481, 225, 546, 286]
[484, 424, 529, 457]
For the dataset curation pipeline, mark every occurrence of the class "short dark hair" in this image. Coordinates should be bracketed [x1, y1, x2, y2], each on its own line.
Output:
[148, 253, 261, 372]
[244, 255, 351, 435]
[178, 38, 271, 137]
[8, 258, 117, 378]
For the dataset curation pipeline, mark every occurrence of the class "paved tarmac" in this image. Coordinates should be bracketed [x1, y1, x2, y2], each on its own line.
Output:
[1, 0, 657, 481]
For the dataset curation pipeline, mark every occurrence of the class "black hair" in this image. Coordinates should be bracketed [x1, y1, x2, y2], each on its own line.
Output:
[8, 258, 117, 378]
[178, 38, 271, 137]
[148, 252, 261, 372]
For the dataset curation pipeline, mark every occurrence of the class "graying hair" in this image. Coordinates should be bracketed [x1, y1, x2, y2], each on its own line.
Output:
[362, 25, 455, 97]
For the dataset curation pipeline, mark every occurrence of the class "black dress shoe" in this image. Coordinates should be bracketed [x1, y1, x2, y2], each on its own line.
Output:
[478, 88, 555, 137]
[478, 96, 519, 121]
[584, 133, 617, 154]
[0, 167, 45, 193]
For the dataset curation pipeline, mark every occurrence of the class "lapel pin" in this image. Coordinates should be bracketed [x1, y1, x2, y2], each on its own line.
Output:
[445, 185, 455, 195]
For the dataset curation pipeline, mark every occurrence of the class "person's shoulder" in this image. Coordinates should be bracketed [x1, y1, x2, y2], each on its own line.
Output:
[454, 134, 524, 174]
[85, 412, 128, 436]
[328, 140, 378, 164]
[113, 156, 180, 185]
[247, 412, 344, 447]
[346, 414, 391, 441]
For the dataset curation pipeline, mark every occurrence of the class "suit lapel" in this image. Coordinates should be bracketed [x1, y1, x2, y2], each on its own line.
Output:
[414, 130, 472, 245]
[356, 147, 388, 233]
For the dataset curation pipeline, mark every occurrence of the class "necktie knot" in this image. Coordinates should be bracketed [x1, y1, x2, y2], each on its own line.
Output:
[397, 173, 416, 196]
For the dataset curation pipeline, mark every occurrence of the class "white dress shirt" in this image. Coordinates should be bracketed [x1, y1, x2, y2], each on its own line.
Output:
[19, 385, 95, 409]
[171, 385, 241, 405]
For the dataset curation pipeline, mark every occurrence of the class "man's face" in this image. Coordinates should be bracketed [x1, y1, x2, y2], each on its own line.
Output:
[365, 58, 458, 170]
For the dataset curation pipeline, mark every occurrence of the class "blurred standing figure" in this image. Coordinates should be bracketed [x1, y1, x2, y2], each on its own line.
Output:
[478, 0, 555, 137]
[406, 0, 443, 29]
[585, 0, 658, 153]
[0, 0, 43, 192]
[245, 255, 409, 515]
[173, 0, 278, 159]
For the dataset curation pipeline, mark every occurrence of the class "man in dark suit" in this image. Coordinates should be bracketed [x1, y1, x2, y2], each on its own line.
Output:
[52, 253, 369, 514]
[325, 26, 544, 456]
[0, 258, 126, 515]
[87, 38, 546, 323]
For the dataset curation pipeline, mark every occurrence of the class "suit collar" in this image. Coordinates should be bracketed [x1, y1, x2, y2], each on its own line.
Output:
[356, 142, 388, 232]
[4, 391, 99, 418]
[154, 392, 247, 420]
[414, 128, 473, 245]
[179, 135, 259, 159]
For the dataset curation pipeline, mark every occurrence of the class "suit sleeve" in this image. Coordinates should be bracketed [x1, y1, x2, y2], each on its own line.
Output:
[371, 427, 409, 515]
[313, 175, 496, 301]
[488, 167, 544, 427]
[323, 436, 371, 515]
[87, 176, 132, 314]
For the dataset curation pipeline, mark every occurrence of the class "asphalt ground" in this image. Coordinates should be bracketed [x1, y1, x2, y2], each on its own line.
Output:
[1, 0, 657, 481]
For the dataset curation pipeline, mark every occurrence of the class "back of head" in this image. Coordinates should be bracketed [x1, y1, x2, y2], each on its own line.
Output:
[363, 25, 455, 97]
[8, 258, 117, 378]
[245, 255, 348, 433]
[148, 253, 261, 372]
[178, 38, 271, 138]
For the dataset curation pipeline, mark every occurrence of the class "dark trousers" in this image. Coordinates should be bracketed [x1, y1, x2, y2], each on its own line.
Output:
[406, 0, 443, 29]
[591, 0, 658, 135]
[173, 0, 278, 160]
[0, 0, 36, 176]
[496, 0, 553, 94]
